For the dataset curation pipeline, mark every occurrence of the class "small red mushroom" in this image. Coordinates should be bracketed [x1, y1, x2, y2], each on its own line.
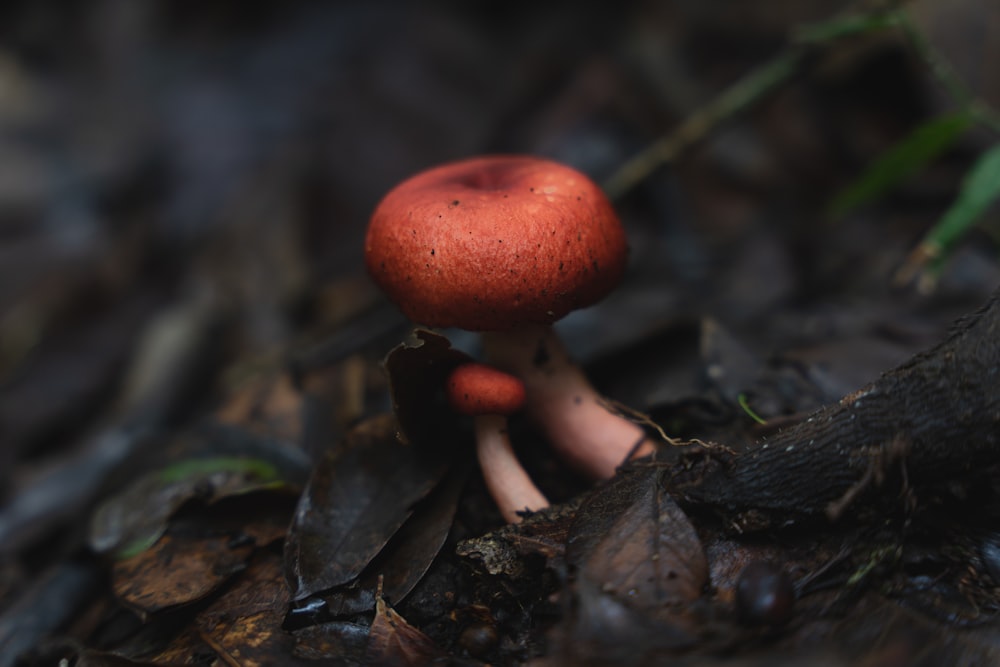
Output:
[446, 362, 548, 523]
[447, 361, 526, 417]
[366, 155, 654, 479]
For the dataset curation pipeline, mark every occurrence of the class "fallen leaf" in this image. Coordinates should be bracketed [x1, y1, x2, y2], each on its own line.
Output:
[383, 329, 470, 445]
[88, 422, 309, 560]
[283, 413, 452, 600]
[112, 533, 253, 616]
[323, 465, 468, 616]
[365, 585, 441, 666]
[557, 468, 708, 658]
[195, 551, 313, 667]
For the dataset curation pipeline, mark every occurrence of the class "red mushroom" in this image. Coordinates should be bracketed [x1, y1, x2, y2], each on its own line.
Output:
[446, 362, 548, 523]
[366, 155, 654, 479]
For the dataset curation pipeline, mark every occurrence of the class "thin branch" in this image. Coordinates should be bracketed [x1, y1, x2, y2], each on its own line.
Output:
[603, 5, 1000, 200]
[603, 49, 806, 200]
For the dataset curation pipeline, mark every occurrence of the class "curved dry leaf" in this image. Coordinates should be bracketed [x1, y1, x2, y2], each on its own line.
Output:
[283, 414, 452, 600]
[112, 533, 253, 616]
[324, 465, 468, 616]
[581, 475, 706, 607]
[365, 590, 441, 666]
[383, 328, 470, 445]
[562, 468, 708, 655]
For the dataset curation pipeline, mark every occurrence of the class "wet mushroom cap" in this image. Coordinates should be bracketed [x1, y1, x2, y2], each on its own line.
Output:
[446, 363, 526, 417]
[365, 155, 628, 331]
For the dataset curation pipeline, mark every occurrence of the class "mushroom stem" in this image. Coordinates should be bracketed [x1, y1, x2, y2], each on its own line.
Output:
[482, 325, 654, 479]
[474, 414, 549, 523]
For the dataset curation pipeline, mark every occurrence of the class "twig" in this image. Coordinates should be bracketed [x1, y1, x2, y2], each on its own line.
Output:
[603, 5, 1000, 200]
[603, 49, 806, 200]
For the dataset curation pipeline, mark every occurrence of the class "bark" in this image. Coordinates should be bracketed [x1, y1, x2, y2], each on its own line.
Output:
[667, 288, 1000, 528]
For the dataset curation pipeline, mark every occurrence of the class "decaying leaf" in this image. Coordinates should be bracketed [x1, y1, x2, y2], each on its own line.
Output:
[90, 427, 307, 558]
[557, 467, 708, 658]
[111, 499, 289, 616]
[323, 465, 468, 616]
[383, 328, 471, 445]
[112, 533, 253, 617]
[194, 551, 313, 667]
[284, 329, 471, 602]
[365, 583, 441, 667]
[283, 413, 454, 600]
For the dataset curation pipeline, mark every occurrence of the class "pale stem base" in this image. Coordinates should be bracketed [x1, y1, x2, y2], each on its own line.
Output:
[475, 414, 549, 523]
[482, 325, 655, 479]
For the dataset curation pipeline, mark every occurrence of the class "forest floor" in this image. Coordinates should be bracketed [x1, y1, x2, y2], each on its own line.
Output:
[1, 2, 999, 665]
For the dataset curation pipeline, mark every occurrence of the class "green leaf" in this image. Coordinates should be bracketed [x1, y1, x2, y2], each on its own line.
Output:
[829, 113, 973, 217]
[155, 456, 281, 484]
[924, 142, 1000, 254]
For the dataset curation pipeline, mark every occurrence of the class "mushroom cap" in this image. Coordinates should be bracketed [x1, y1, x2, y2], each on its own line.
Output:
[446, 362, 526, 417]
[365, 155, 628, 331]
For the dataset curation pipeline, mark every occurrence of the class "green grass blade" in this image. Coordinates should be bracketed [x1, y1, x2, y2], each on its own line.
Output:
[155, 456, 281, 484]
[924, 141, 1000, 254]
[829, 112, 973, 217]
[737, 393, 767, 425]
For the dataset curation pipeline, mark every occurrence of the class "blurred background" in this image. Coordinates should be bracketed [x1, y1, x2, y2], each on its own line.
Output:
[2, 0, 1000, 630]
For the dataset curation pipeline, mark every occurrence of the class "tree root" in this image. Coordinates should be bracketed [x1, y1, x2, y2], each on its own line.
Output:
[662, 288, 1000, 530]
